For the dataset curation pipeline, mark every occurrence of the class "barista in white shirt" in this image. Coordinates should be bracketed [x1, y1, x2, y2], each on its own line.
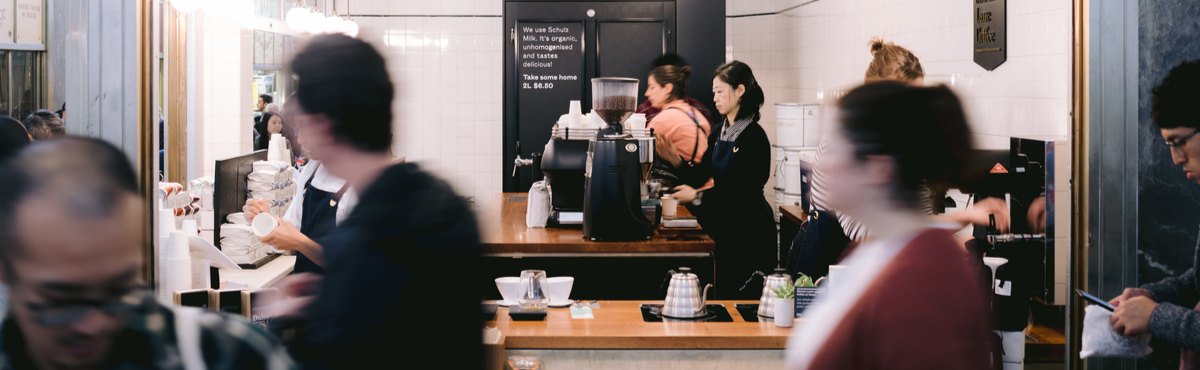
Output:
[244, 97, 360, 274]
[245, 161, 357, 274]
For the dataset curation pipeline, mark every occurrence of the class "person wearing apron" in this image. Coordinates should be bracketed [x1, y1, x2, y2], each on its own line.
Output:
[671, 61, 776, 299]
[244, 161, 357, 274]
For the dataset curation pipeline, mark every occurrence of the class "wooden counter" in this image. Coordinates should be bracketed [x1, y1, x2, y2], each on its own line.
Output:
[487, 300, 791, 350]
[481, 193, 715, 255]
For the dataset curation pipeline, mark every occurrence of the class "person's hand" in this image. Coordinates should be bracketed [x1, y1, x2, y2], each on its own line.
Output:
[1109, 287, 1153, 307]
[1028, 196, 1047, 234]
[1111, 296, 1157, 336]
[261, 273, 322, 319]
[655, 134, 682, 167]
[671, 185, 698, 203]
[242, 199, 270, 221]
[259, 216, 309, 252]
[956, 197, 1010, 232]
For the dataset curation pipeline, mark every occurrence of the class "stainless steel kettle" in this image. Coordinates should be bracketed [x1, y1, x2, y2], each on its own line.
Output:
[741, 268, 792, 318]
[662, 267, 712, 318]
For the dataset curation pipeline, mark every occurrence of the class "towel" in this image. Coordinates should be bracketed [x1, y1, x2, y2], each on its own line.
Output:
[1080, 305, 1153, 359]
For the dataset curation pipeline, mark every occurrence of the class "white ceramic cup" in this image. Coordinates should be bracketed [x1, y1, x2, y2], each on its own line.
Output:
[251, 213, 278, 237]
[495, 277, 522, 304]
[547, 276, 575, 304]
[661, 196, 679, 219]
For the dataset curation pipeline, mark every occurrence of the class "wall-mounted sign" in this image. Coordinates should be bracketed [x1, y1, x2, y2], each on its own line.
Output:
[14, 0, 40, 45]
[0, 1, 13, 43]
[973, 0, 1006, 71]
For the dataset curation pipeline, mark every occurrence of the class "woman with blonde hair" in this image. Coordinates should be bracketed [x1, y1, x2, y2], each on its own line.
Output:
[793, 38, 1007, 281]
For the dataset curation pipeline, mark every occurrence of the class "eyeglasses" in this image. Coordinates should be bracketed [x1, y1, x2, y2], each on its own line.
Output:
[23, 286, 149, 327]
[1165, 130, 1200, 151]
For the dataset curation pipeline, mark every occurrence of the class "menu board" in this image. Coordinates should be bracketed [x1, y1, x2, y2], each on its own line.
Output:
[515, 21, 584, 147]
[14, 0, 39, 45]
[517, 22, 583, 94]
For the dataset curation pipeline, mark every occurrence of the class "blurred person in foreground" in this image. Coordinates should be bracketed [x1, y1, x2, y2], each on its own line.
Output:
[0, 116, 30, 161]
[0, 137, 295, 370]
[1110, 60, 1200, 368]
[21, 110, 65, 141]
[271, 34, 482, 369]
[784, 81, 991, 370]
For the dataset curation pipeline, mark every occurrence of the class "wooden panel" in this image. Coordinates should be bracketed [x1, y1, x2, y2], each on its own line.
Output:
[165, 7, 187, 184]
[481, 193, 715, 254]
[487, 300, 793, 350]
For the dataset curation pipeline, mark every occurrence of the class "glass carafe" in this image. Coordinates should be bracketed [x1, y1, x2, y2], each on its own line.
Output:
[518, 270, 549, 310]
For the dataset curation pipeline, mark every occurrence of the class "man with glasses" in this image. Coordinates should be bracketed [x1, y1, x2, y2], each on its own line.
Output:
[1110, 60, 1200, 364]
[0, 137, 296, 370]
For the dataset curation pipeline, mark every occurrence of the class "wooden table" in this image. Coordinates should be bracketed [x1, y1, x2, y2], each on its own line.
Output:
[480, 193, 715, 256]
[488, 300, 790, 350]
[479, 193, 719, 300]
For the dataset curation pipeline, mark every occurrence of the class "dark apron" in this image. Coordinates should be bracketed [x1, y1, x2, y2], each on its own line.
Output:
[295, 165, 347, 274]
[700, 130, 777, 299]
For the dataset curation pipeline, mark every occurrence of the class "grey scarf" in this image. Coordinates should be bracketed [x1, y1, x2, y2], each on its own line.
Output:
[719, 116, 753, 142]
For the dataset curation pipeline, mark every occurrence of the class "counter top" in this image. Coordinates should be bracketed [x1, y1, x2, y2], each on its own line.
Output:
[487, 300, 791, 349]
[219, 255, 295, 289]
[480, 193, 715, 255]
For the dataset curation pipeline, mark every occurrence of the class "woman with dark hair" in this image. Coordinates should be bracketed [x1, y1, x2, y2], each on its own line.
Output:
[0, 116, 31, 161]
[785, 82, 991, 370]
[646, 63, 711, 188]
[670, 60, 775, 299]
[255, 111, 286, 152]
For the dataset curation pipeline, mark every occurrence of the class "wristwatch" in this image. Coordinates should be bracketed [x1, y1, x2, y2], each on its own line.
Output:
[691, 190, 704, 206]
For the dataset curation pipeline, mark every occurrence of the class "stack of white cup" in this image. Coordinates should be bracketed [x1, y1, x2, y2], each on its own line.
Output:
[162, 231, 194, 299]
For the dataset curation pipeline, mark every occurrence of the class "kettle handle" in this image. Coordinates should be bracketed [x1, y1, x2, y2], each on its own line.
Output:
[699, 283, 713, 314]
[739, 271, 766, 292]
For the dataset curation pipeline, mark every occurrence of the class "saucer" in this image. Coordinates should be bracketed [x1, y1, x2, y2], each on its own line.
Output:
[549, 300, 574, 308]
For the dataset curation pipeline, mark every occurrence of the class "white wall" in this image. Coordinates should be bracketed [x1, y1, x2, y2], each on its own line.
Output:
[350, 0, 503, 208]
[729, 0, 1073, 302]
[189, 10, 254, 178]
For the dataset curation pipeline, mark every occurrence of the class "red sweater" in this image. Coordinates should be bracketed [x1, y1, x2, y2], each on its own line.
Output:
[806, 229, 993, 370]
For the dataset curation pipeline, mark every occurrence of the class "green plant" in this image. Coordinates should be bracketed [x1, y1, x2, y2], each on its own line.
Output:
[794, 273, 815, 288]
[773, 281, 796, 299]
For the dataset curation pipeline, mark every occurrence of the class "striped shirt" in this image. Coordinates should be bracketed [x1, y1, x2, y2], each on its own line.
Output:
[809, 138, 935, 242]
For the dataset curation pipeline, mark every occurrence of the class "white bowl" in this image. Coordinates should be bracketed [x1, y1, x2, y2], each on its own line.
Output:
[495, 277, 521, 305]
[547, 276, 574, 304]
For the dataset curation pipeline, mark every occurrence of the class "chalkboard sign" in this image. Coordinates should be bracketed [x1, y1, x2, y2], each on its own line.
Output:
[515, 21, 585, 144]
[973, 0, 1006, 70]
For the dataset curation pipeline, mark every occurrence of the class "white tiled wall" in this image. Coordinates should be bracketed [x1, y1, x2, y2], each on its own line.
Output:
[351, 0, 504, 208]
[730, 0, 1073, 303]
[196, 11, 254, 177]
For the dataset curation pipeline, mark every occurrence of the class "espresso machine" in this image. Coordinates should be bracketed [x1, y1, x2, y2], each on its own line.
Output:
[582, 77, 655, 241]
[942, 138, 1055, 370]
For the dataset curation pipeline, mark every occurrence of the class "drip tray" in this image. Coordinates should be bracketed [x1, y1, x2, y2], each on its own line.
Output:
[640, 304, 734, 322]
[735, 304, 761, 322]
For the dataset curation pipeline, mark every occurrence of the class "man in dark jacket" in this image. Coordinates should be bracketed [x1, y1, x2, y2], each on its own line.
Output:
[278, 34, 482, 369]
[1111, 60, 1200, 361]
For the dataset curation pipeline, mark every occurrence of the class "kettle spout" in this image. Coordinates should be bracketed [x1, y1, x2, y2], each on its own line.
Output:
[699, 283, 713, 315]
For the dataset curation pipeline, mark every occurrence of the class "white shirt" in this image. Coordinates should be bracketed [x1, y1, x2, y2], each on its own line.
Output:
[281, 161, 359, 229]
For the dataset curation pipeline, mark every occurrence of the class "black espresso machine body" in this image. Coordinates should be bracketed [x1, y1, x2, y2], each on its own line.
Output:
[583, 136, 653, 241]
[541, 137, 589, 223]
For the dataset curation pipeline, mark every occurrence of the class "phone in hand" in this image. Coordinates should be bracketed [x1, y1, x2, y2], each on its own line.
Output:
[1075, 289, 1115, 312]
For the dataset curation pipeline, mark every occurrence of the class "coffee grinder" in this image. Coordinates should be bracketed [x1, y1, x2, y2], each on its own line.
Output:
[582, 77, 654, 241]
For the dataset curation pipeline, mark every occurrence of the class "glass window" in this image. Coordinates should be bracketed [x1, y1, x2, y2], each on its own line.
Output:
[0, 51, 9, 118]
[10, 51, 43, 121]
